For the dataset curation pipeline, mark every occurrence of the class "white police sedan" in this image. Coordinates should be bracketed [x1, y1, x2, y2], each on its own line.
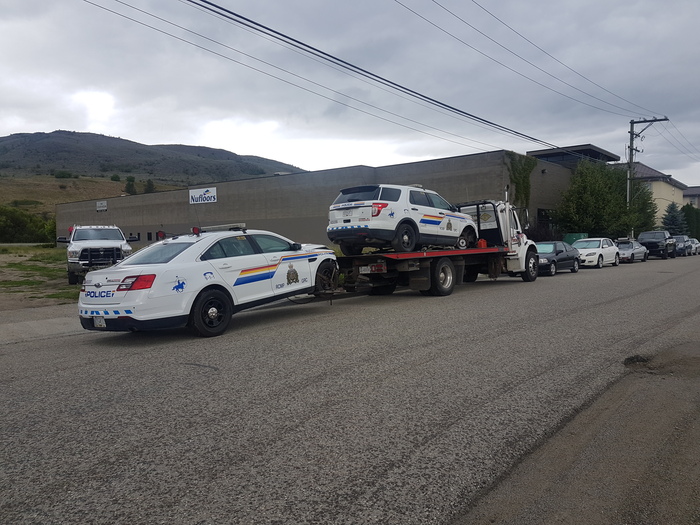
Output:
[78, 226, 337, 337]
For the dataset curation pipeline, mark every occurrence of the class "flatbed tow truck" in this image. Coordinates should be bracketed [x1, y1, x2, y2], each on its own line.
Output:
[333, 197, 539, 296]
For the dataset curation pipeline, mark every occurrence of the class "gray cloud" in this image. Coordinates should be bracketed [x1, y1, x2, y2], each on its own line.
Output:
[2, 0, 699, 183]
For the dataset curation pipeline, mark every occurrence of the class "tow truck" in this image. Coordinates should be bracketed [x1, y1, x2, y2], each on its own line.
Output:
[334, 191, 538, 296]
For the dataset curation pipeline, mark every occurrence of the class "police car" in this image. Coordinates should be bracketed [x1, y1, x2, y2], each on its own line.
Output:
[78, 226, 337, 337]
[327, 184, 478, 255]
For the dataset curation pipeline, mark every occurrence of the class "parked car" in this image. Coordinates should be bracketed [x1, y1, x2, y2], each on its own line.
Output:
[637, 230, 676, 259]
[689, 238, 700, 255]
[673, 235, 692, 256]
[571, 237, 619, 268]
[535, 241, 580, 275]
[78, 227, 338, 337]
[615, 238, 648, 263]
[327, 184, 478, 255]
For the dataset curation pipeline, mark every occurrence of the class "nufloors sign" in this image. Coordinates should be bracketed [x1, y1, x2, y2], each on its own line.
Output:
[189, 187, 217, 204]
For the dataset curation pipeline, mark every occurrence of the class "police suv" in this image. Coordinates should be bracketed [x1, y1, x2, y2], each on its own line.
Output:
[327, 184, 478, 255]
[78, 226, 337, 337]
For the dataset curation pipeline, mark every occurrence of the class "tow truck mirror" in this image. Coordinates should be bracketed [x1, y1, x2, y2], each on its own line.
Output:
[127, 236, 139, 242]
[56, 236, 68, 243]
[291, 242, 302, 251]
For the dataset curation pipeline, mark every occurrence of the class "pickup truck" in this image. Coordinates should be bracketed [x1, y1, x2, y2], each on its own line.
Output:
[636, 230, 676, 259]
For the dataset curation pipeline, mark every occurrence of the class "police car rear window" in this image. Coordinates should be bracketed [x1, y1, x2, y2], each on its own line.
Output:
[123, 243, 192, 264]
[333, 186, 380, 204]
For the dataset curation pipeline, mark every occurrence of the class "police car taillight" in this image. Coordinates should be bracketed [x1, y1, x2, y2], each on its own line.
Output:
[117, 274, 156, 291]
[371, 202, 388, 217]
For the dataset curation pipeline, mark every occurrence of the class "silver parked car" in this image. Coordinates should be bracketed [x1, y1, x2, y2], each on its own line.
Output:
[688, 238, 700, 255]
[615, 238, 648, 263]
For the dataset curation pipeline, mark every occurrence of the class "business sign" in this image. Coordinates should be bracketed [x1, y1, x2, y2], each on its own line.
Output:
[96, 200, 107, 212]
[189, 187, 217, 204]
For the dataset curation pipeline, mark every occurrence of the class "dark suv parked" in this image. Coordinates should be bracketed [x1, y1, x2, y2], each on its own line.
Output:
[637, 230, 676, 259]
[673, 235, 692, 256]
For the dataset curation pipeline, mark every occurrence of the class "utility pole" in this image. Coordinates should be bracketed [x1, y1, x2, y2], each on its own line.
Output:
[627, 116, 669, 237]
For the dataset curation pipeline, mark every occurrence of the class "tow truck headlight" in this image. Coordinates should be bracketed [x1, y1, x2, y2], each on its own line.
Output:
[68, 248, 81, 258]
[123, 246, 133, 256]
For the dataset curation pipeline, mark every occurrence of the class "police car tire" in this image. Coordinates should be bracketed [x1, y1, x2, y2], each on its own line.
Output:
[314, 260, 337, 295]
[391, 223, 417, 252]
[190, 289, 233, 337]
[429, 257, 455, 296]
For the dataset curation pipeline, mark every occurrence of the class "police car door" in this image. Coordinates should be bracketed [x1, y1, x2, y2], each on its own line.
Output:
[201, 234, 272, 305]
[249, 233, 313, 296]
[408, 189, 439, 244]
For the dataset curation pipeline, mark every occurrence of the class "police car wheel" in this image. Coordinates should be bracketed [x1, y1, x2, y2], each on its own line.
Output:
[314, 260, 338, 297]
[190, 289, 233, 337]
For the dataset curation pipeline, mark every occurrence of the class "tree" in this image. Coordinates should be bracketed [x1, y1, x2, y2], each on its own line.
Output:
[0, 206, 53, 243]
[681, 203, 700, 238]
[144, 179, 155, 193]
[553, 161, 657, 239]
[662, 202, 689, 234]
[124, 176, 137, 195]
[505, 151, 537, 211]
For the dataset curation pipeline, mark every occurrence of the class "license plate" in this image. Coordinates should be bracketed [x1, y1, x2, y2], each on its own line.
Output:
[93, 316, 106, 328]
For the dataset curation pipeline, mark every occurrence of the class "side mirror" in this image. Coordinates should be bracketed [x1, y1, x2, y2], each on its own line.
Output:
[56, 236, 69, 243]
[127, 236, 139, 242]
[291, 242, 302, 251]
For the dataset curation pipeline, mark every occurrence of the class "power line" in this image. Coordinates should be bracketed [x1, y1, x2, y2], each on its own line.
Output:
[392, 0, 636, 118]
[465, 0, 664, 117]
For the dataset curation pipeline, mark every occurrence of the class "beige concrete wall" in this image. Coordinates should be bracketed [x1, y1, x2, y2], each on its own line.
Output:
[56, 152, 573, 246]
[648, 180, 686, 225]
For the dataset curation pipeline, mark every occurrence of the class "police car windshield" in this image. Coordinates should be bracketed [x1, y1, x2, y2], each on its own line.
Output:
[74, 229, 124, 241]
[123, 242, 192, 265]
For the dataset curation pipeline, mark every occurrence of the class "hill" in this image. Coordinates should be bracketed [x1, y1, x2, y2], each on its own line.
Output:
[0, 130, 304, 186]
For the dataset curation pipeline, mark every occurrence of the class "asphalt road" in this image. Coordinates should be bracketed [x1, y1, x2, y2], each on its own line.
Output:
[2, 255, 700, 524]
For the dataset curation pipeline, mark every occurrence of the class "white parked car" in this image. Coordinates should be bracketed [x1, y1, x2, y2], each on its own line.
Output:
[572, 237, 620, 268]
[327, 184, 478, 255]
[78, 227, 337, 337]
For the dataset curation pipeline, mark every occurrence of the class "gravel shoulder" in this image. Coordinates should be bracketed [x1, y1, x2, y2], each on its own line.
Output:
[458, 343, 700, 525]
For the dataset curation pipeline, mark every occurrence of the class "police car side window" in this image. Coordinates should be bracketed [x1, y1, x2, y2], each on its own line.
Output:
[409, 190, 430, 207]
[379, 187, 401, 202]
[201, 242, 226, 261]
[251, 234, 292, 253]
[427, 193, 451, 210]
[219, 236, 256, 257]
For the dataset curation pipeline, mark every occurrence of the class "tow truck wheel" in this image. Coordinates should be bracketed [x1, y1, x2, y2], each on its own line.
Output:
[429, 257, 456, 296]
[190, 289, 233, 337]
[521, 250, 538, 282]
[391, 223, 417, 252]
[68, 271, 79, 285]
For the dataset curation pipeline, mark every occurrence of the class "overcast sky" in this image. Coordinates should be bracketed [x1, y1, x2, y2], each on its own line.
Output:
[3, 0, 700, 186]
